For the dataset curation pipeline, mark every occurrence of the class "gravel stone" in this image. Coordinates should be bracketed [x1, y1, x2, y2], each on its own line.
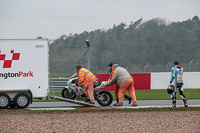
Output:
[0, 110, 199, 133]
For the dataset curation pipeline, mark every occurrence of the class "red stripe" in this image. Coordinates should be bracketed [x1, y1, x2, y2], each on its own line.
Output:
[75, 107, 120, 109]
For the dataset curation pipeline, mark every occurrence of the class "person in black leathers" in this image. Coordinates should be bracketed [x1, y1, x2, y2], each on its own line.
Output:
[168, 61, 188, 107]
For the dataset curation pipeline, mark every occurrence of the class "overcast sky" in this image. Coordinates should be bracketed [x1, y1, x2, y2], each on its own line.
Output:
[0, 0, 199, 39]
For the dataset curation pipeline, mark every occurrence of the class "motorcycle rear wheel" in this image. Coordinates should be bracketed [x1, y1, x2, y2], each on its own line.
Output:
[96, 91, 113, 106]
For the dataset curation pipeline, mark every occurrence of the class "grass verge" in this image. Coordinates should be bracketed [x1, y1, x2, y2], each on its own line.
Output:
[0, 107, 200, 114]
[33, 89, 200, 102]
[134, 89, 200, 100]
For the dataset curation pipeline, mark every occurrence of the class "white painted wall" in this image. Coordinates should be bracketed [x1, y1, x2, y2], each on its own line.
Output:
[151, 72, 200, 89]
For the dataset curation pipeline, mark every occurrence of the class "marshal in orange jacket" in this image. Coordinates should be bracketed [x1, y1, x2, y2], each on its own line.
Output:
[78, 68, 96, 87]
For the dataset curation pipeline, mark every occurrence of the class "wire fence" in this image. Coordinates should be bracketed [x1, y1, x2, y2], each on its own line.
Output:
[50, 61, 200, 75]
[91, 61, 200, 74]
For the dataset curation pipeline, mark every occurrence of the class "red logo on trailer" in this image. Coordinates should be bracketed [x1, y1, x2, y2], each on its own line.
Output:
[0, 50, 20, 68]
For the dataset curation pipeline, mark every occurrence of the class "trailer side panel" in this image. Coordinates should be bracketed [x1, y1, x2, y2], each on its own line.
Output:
[0, 39, 49, 98]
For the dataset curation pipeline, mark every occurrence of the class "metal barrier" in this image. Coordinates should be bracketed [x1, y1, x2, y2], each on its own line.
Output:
[50, 78, 69, 91]
[50, 78, 99, 91]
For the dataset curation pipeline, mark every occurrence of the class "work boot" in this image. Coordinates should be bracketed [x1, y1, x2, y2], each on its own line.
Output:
[89, 99, 95, 104]
[89, 101, 95, 104]
[131, 101, 138, 106]
[124, 95, 132, 104]
[113, 103, 123, 106]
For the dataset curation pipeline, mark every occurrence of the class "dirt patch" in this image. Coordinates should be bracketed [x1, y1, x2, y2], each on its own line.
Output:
[0, 110, 199, 133]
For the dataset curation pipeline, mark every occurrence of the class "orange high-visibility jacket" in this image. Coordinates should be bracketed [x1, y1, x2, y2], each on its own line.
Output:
[78, 68, 96, 87]
[108, 68, 114, 81]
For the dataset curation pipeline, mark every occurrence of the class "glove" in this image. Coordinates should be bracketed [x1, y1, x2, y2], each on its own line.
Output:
[101, 81, 111, 86]
[106, 81, 111, 86]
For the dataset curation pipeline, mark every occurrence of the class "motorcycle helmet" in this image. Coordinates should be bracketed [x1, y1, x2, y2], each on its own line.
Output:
[167, 85, 175, 94]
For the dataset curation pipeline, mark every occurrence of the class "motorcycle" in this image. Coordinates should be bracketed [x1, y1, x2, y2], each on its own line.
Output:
[61, 75, 113, 106]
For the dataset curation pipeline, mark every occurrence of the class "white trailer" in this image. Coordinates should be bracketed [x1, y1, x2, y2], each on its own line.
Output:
[0, 39, 49, 109]
[0, 39, 96, 109]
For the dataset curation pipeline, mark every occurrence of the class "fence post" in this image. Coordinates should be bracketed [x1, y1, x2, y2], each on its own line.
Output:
[166, 62, 170, 72]
[188, 60, 193, 72]
[144, 63, 149, 72]
[86, 40, 90, 70]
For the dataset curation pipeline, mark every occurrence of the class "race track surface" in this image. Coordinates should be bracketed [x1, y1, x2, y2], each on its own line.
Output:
[28, 99, 200, 110]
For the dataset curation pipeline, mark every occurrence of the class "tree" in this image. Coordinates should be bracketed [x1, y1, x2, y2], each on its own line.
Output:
[50, 16, 200, 73]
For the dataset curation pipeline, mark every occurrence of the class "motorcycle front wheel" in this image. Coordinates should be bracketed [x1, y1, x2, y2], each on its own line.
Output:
[61, 88, 76, 100]
[96, 91, 113, 106]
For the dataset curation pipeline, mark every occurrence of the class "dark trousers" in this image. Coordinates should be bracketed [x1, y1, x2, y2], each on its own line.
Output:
[171, 84, 187, 105]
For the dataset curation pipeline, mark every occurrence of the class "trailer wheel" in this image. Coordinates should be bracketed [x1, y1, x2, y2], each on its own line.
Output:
[0, 93, 11, 109]
[14, 92, 30, 108]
